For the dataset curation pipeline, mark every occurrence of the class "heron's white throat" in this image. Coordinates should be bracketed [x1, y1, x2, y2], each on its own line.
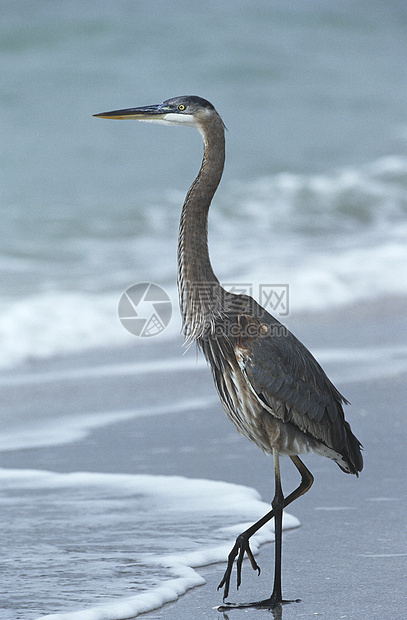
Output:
[134, 113, 197, 128]
[161, 113, 197, 126]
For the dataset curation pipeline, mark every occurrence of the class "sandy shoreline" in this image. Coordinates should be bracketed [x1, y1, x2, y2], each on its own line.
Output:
[1, 298, 406, 619]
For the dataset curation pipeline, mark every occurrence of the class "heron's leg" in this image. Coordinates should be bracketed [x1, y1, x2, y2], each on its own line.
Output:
[289, 455, 314, 496]
[218, 454, 313, 602]
[269, 448, 284, 606]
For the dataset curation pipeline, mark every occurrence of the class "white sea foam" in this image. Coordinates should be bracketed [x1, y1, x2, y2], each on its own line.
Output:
[0, 469, 299, 619]
[0, 289, 182, 370]
[0, 292, 127, 368]
[215, 156, 407, 311]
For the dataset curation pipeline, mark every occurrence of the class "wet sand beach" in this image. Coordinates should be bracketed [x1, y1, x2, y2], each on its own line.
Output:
[1, 299, 406, 619]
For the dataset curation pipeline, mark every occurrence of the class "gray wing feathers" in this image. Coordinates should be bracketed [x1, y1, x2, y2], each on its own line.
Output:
[237, 319, 362, 473]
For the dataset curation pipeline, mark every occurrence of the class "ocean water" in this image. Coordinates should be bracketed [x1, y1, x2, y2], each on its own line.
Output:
[1, 2, 407, 618]
[1, 0, 407, 367]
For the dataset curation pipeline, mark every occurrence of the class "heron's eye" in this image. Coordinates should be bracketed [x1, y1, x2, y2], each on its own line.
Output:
[178, 104, 186, 111]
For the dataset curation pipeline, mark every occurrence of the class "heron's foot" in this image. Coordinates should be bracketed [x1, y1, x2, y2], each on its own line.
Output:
[217, 596, 300, 612]
[217, 533, 261, 600]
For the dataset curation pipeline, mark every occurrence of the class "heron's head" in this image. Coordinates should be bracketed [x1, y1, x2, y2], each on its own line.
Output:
[94, 95, 218, 133]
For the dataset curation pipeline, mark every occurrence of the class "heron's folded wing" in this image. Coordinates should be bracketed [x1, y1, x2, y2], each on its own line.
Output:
[234, 315, 349, 451]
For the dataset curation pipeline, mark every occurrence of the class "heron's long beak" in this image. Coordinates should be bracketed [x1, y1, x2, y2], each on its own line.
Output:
[93, 104, 166, 121]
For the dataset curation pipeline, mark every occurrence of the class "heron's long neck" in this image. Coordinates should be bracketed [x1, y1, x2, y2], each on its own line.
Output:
[178, 115, 225, 341]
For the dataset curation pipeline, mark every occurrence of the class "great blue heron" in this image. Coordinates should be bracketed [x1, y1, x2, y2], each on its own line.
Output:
[94, 96, 363, 610]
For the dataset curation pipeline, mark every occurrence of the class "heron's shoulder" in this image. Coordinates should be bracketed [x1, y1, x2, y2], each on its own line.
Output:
[235, 318, 346, 405]
[231, 308, 348, 421]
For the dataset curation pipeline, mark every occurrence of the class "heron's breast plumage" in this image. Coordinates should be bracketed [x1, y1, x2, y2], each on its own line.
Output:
[200, 334, 310, 454]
